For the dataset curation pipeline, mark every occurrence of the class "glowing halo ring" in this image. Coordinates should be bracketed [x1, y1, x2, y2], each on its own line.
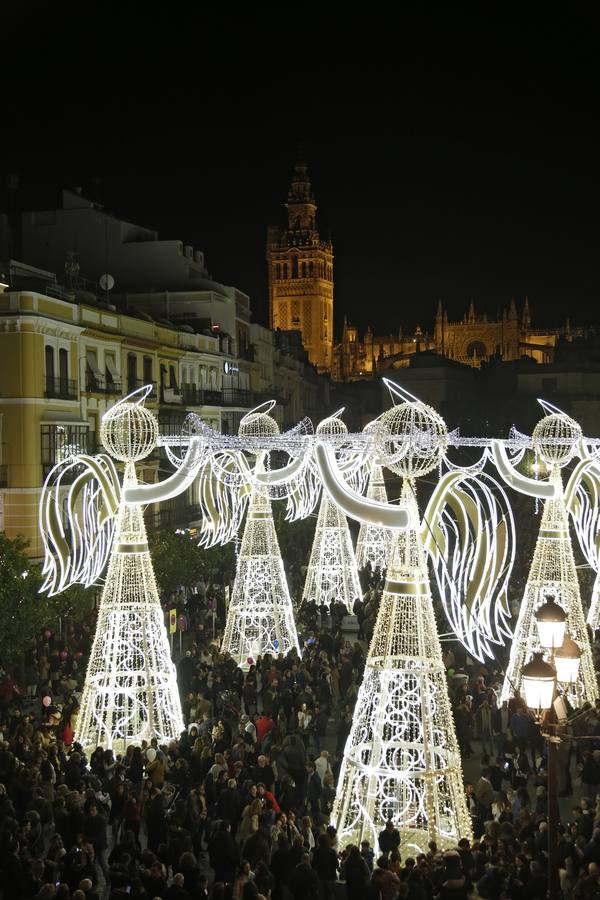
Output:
[240, 399, 277, 424]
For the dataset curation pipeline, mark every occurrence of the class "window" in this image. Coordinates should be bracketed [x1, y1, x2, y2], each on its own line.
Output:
[105, 354, 120, 392]
[127, 354, 137, 392]
[291, 257, 298, 279]
[309, 261, 314, 277]
[45, 346, 55, 381]
[276, 264, 281, 280]
[143, 356, 153, 386]
[41, 424, 90, 476]
[86, 350, 102, 390]
[59, 349, 69, 389]
[169, 365, 178, 390]
[283, 263, 288, 279]
[302, 261, 307, 278]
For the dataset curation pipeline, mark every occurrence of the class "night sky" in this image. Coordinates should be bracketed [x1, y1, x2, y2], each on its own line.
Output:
[3, 5, 599, 337]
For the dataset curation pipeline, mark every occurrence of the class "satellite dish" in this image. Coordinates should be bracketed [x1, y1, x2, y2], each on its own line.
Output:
[99, 273, 114, 291]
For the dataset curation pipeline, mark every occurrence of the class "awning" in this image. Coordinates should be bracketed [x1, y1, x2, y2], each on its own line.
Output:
[86, 350, 102, 379]
[40, 412, 88, 425]
[105, 356, 120, 380]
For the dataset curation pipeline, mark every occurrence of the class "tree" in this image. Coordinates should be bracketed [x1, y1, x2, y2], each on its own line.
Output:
[147, 530, 234, 599]
[0, 533, 95, 670]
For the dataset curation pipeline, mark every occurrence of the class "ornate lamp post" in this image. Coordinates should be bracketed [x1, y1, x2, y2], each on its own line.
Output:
[522, 604, 581, 900]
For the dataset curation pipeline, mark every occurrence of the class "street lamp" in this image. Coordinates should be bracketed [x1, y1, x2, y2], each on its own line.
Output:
[521, 652, 556, 719]
[554, 633, 582, 686]
[522, 604, 581, 900]
[535, 595, 567, 651]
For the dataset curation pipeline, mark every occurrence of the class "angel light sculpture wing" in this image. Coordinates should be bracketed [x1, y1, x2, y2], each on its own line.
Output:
[565, 445, 600, 628]
[422, 463, 515, 663]
[40, 453, 121, 596]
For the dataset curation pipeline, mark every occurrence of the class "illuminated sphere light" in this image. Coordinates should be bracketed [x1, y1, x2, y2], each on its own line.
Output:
[532, 412, 582, 468]
[375, 401, 448, 478]
[101, 399, 158, 461]
[316, 415, 348, 437]
[238, 409, 280, 439]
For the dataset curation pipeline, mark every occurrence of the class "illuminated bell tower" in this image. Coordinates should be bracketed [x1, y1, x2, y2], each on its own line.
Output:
[267, 158, 334, 373]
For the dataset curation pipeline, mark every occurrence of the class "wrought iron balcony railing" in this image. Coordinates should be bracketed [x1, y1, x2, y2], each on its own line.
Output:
[44, 377, 78, 400]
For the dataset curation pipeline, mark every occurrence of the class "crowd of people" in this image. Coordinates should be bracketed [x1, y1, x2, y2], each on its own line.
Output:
[2, 562, 600, 899]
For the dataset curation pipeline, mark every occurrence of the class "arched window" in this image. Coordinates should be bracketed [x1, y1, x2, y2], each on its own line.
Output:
[45, 345, 54, 377]
[466, 341, 487, 359]
[127, 353, 138, 393]
[59, 348, 68, 392]
[45, 346, 55, 395]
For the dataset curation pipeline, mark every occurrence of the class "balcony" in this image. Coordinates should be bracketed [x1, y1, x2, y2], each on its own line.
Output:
[181, 386, 223, 406]
[160, 386, 182, 405]
[126, 379, 157, 398]
[44, 376, 78, 400]
[0, 465, 7, 488]
[179, 386, 288, 409]
[85, 374, 122, 395]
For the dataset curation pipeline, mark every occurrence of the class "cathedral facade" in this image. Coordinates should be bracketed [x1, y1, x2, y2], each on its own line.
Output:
[266, 160, 333, 373]
[333, 298, 570, 381]
[267, 160, 575, 382]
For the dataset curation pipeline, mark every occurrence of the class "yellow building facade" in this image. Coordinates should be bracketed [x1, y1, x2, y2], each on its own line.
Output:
[0, 280, 328, 556]
[266, 160, 333, 373]
[0, 288, 256, 556]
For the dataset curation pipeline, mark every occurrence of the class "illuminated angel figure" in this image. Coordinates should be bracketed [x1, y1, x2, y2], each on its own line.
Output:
[355, 424, 394, 573]
[496, 401, 598, 708]
[220, 403, 301, 668]
[302, 411, 364, 612]
[40, 387, 184, 750]
[327, 383, 490, 856]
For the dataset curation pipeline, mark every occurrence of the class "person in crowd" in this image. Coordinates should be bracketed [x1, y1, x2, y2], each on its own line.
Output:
[1, 566, 598, 900]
